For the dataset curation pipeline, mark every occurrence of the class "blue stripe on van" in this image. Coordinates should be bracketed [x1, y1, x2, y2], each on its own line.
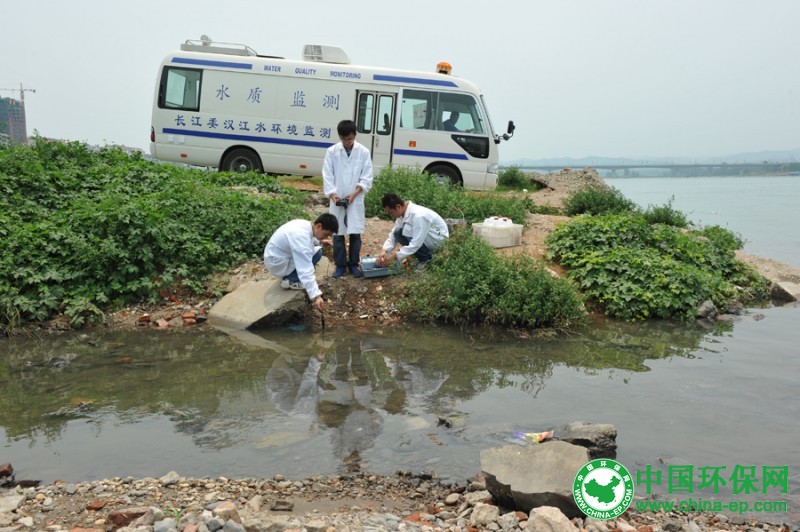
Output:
[162, 128, 334, 149]
[394, 148, 469, 160]
[373, 74, 458, 87]
[171, 57, 253, 70]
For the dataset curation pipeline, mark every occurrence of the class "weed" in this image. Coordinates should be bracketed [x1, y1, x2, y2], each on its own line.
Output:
[563, 187, 638, 216]
[402, 231, 587, 330]
[497, 165, 534, 190]
[642, 196, 689, 228]
[0, 139, 306, 328]
[546, 213, 770, 319]
[365, 166, 532, 224]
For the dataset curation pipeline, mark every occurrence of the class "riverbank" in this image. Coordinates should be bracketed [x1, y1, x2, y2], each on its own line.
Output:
[4, 171, 800, 530]
[1, 469, 795, 531]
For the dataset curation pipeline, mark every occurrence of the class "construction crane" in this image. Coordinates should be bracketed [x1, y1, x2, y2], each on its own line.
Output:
[0, 84, 36, 143]
[0, 83, 37, 104]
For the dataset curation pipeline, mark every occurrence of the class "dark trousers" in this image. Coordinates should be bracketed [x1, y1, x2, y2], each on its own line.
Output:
[393, 228, 432, 263]
[333, 234, 362, 267]
[285, 248, 323, 282]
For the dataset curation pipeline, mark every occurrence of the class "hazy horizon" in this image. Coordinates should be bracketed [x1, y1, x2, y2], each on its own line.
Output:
[2, 0, 799, 162]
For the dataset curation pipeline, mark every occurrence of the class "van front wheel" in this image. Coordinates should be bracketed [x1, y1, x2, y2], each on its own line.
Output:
[220, 148, 263, 173]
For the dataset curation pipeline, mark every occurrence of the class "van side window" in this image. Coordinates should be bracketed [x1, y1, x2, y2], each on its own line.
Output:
[159, 67, 202, 111]
[356, 93, 375, 134]
[400, 89, 436, 130]
[377, 95, 394, 135]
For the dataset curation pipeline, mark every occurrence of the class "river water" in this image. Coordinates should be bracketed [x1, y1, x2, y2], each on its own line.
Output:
[2, 175, 798, 517]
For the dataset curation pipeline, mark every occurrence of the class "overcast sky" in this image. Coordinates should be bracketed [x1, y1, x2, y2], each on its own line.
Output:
[2, 0, 798, 162]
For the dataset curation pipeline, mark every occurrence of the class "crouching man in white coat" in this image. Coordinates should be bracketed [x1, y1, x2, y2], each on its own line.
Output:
[264, 213, 338, 312]
[376, 193, 449, 269]
[323, 119, 374, 279]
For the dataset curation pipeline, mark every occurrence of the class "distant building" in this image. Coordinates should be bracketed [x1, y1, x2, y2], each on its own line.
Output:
[0, 97, 27, 143]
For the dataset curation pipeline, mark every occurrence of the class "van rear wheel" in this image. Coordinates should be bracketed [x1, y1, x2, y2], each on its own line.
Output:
[220, 148, 263, 173]
[427, 164, 461, 187]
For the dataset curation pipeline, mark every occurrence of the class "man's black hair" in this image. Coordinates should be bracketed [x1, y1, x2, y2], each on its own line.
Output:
[314, 213, 339, 233]
[337, 120, 357, 137]
[381, 193, 405, 209]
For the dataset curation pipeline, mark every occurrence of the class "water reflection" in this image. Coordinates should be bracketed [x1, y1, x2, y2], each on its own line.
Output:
[1, 311, 788, 487]
[264, 335, 449, 471]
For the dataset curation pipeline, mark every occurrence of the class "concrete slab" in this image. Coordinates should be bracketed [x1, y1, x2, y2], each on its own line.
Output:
[772, 281, 800, 302]
[208, 257, 330, 330]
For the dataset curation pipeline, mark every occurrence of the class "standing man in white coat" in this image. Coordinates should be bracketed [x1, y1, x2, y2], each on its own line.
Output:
[322, 120, 374, 278]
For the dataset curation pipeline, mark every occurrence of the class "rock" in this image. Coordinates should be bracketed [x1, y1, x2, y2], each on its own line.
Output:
[132, 506, 164, 526]
[213, 500, 242, 523]
[444, 493, 461, 505]
[107, 507, 148, 527]
[305, 519, 330, 532]
[481, 441, 589, 517]
[464, 490, 493, 506]
[0, 463, 12, 477]
[159, 470, 181, 486]
[696, 300, 718, 319]
[525, 506, 576, 532]
[585, 516, 610, 531]
[559, 421, 617, 459]
[771, 281, 800, 302]
[497, 511, 520, 530]
[615, 517, 638, 531]
[153, 517, 178, 532]
[469, 502, 500, 526]
[86, 500, 106, 511]
[0, 493, 25, 513]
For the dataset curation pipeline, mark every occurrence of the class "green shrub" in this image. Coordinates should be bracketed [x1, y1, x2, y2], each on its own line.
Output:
[365, 165, 532, 224]
[0, 139, 306, 328]
[563, 187, 638, 216]
[401, 231, 586, 330]
[693, 224, 745, 250]
[642, 196, 689, 228]
[546, 213, 770, 319]
[497, 166, 533, 190]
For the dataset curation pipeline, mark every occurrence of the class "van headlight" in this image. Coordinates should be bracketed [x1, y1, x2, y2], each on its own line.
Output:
[487, 163, 499, 174]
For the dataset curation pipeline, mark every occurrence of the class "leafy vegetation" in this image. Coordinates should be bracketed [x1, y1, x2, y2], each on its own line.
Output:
[0, 139, 306, 331]
[546, 214, 770, 319]
[563, 186, 638, 216]
[497, 165, 537, 191]
[642, 196, 689, 227]
[365, 166, 534, 224]
[401, 231, 587, 330]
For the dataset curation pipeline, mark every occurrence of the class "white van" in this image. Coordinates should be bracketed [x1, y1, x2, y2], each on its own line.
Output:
[150, 37, 514, 190]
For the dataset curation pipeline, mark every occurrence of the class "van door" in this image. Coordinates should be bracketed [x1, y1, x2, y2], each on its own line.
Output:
[355, 91, 395, 169]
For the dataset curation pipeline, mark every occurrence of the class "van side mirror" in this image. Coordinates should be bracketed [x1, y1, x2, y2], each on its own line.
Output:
[500, 120, 515, 141]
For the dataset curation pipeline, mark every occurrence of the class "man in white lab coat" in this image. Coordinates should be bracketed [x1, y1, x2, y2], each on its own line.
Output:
[263, 213, 338, 312]
[376, 193, 449, 269]
[322, 120, 374, 278]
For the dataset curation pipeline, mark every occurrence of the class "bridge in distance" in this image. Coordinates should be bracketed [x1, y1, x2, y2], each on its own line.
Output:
[510, 162, 796, 175]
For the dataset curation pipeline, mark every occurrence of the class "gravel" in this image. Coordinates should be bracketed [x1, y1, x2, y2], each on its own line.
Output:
[1, 471, 796, 531]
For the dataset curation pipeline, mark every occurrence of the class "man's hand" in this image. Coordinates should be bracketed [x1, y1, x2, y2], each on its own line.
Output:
[377, 251, 394, 268]
[313, 296, 325, 312]
[320, 238, 333, 247]
[330, 194, 341, 204]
